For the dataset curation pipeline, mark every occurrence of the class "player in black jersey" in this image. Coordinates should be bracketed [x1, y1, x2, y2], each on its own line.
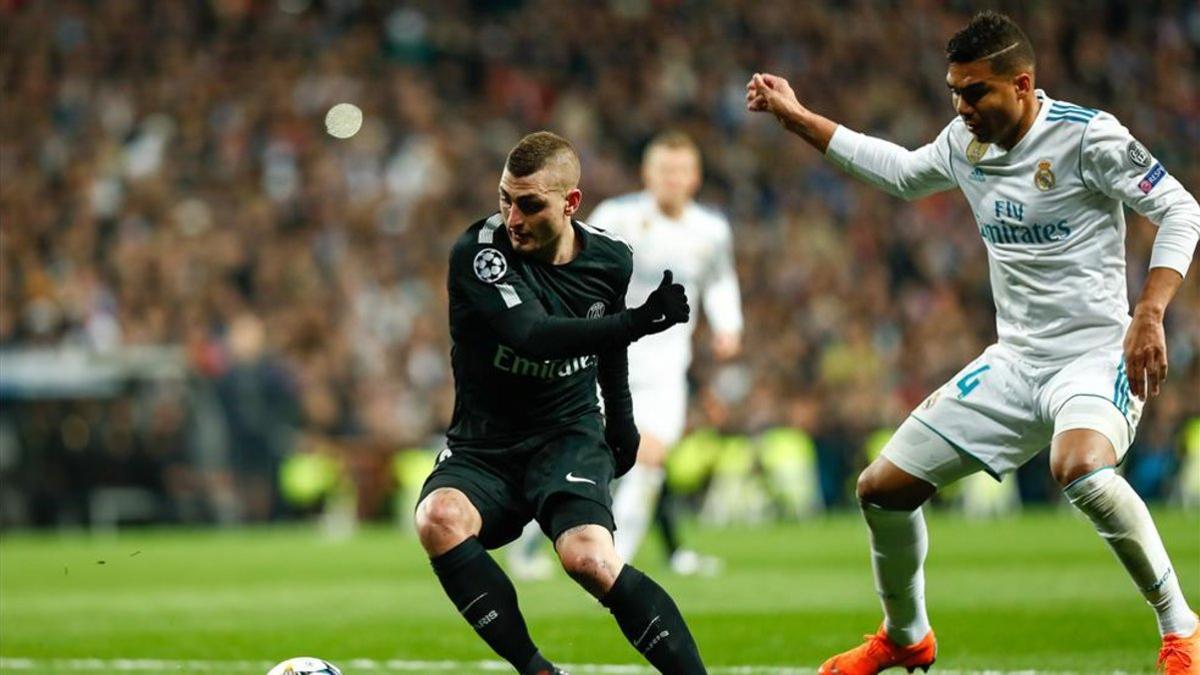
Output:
[415, 131, 707, 675]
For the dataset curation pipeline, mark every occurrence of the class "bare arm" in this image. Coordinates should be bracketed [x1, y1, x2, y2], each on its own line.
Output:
[1124, 267, 1185, 400]
[747, 72, 957, 200]
[746, 73, 838, 153]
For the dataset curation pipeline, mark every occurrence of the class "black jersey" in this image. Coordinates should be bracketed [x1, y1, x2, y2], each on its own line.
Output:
[446, 213, 634, 450]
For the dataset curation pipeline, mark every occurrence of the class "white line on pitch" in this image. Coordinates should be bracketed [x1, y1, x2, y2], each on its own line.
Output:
[0, 658, 1152, 674]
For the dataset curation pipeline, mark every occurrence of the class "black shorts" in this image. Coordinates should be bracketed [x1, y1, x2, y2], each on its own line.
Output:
[419, 414, 616, 550]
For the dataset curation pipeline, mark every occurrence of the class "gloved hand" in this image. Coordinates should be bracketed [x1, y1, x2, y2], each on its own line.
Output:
[629, 270, 690, 337]
[605, 416, 641, 478]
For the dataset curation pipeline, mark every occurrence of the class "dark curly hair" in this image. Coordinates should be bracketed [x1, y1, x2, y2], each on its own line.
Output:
[946, 11, 1035, 75]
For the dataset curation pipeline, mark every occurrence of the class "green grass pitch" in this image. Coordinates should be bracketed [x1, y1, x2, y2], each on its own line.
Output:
[1, 509, 1197, 674]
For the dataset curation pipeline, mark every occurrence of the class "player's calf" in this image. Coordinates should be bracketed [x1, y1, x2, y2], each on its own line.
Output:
[599, 563, 707, 674]
[1053, 404, 1199, 642]
[551, 512, 706, 673]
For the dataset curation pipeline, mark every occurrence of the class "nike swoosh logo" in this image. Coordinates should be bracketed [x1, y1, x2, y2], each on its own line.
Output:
[565, 472, 596, 485]
[652, 315, 667, 323]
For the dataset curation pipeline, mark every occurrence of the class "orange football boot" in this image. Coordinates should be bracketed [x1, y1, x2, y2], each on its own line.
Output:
[1158, 615, 1200, 674]
[818, 625, 937, 675]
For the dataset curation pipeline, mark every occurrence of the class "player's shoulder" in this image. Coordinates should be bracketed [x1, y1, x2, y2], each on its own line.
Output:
[590, 191, 648, 222]
[688, 201, 731, 233]
[1043, 96, 1105, 127]
[452, 213, 509, 253]
[450, 213, 515, 274]
[577, 218, 633, 258]
[598, 191, 647, 209]
[1038, 95, 1140, 162]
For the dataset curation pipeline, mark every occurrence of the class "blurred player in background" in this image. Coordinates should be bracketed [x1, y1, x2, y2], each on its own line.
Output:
[509, 131, 743, 579]
[749, 11, 1200, 675]
[591, 131, 744, 574]
[415, 131, 706, 674]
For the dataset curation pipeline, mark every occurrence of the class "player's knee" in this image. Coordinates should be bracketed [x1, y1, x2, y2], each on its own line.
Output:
[1050, 439, 1113, 487]
[415, 490, 476, 548]
[555, 527, 621, 595]
[1050, 414, 1122, 487]
[856, 461, 932, 511]
[855, 462, 896, 504]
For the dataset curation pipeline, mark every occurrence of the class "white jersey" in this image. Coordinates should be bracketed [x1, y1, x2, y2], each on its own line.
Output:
[826, 90, 1200, 364]
[587, 192, 743, 381]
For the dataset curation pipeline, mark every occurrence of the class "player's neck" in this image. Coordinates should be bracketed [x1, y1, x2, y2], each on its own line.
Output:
[998, 97, 1042, 151]
[656, 200, 687, 220]
[539, 220, 580, 266]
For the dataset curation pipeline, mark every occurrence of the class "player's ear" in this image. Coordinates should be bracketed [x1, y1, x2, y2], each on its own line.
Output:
[563, 188, 582, 216]
[1013, 71, 1033, 96]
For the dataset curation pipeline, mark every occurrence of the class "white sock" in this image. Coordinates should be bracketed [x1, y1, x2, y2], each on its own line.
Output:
[1064, 467, 1198, 637]
[862, 503, 931, 646]
[612, 465, 665, 562]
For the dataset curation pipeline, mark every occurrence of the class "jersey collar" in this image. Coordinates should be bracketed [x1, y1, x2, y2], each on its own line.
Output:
[998, 89, 1051, 158]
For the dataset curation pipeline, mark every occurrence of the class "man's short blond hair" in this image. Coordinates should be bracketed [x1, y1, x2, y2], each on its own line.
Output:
[643, 130, 701, 165]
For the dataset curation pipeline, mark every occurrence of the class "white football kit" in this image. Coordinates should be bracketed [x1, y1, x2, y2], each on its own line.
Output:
[825, 90, 1200, 483]
[587, 192, 743, 445]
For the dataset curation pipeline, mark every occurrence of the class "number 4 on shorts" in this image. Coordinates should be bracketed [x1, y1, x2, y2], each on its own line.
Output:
[956, 364, 991, 399]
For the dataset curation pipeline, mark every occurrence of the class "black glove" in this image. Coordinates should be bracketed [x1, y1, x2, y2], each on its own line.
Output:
[605, 416, 641, 478]
[628, 270, 690, 338]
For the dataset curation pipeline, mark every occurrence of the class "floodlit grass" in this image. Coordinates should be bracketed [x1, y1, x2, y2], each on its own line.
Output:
[1, 508, 1196, 673]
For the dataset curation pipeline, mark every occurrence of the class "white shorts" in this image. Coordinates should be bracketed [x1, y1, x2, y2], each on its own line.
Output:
[630, 378, 688, 447]
[889, 343, 1142, 484]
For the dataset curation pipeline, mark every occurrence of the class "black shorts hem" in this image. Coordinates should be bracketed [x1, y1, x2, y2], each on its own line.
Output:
[540, 494, 615, 544]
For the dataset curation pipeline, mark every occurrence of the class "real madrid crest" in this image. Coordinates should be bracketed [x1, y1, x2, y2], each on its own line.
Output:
[1034, 159, 1055, 191]
[966, 139, 990, 165]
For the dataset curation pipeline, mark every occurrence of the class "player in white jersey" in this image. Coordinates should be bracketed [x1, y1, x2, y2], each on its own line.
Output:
[588, 131, 744, 573]
[748, 11, 1199, 675]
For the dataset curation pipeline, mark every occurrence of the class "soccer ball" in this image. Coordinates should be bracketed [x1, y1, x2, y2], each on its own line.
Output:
[266, 657, 342, 675]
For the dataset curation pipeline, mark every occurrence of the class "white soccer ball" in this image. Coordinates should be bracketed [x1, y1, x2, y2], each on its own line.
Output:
[266, 657, 342, 675]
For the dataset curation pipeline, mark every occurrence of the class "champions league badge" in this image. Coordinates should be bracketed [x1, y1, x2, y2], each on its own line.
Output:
[1034, 160, 1056, 191]
[966, 139, 990, 164]
[473, 248, 508, 283]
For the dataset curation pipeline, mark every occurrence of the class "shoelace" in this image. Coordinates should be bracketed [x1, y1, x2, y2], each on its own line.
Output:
[1158, 638, 1192, 670]
[864, 633, 893, 658]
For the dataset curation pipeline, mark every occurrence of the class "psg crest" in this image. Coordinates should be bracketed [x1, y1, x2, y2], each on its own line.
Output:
[474, 248, 508, 283]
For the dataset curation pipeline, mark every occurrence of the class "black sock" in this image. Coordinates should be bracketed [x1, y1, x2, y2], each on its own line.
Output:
[600, 564, 706, 674]
[654, 484, 681, 558]
[431, 537, 553, 674]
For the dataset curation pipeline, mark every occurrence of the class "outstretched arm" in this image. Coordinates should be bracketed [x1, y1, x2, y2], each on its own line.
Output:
[745, 73, 838, 152]
[747, 72, 957, 201]
[485, 272, 690, 360]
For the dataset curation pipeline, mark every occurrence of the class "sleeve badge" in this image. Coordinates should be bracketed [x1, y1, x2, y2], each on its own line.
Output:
[1126, 140, 1151, 168]
[473, 248, 508, 283]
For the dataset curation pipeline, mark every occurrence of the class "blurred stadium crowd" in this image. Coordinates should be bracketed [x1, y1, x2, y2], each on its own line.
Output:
[1, 0, 1197, 528]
